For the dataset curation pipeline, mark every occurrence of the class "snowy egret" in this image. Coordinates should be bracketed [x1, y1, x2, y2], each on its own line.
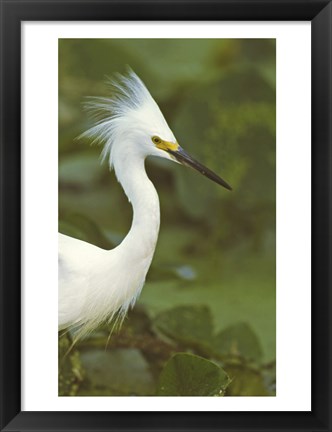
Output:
[59, 70, 231, 339]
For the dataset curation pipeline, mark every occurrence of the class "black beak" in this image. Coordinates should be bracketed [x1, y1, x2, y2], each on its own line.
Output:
[168, 146, 232, 191]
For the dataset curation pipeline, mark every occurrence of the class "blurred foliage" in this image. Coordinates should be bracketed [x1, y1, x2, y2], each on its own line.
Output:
[58, 333, 84, 396]
[154, 305, 214, 355]
[59, 306, 275, 396]
[59, 39, 276, 396]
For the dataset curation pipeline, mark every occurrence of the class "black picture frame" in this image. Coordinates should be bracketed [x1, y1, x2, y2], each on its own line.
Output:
[1, 1, 331, 431]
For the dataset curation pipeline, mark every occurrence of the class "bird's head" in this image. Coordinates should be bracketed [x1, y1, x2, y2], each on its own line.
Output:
[80, 69, 231, 190]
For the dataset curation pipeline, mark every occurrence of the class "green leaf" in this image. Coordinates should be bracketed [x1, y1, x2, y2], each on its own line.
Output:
[157, 353, 230, 396]
[154, 305, 214, 352]
[214, 322, 263, 362]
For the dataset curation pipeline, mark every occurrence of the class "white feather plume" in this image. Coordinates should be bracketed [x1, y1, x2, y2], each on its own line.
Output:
[79, 68, 163, 165]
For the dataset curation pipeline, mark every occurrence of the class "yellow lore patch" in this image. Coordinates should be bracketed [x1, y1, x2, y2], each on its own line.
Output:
[152, 135, 179, 152]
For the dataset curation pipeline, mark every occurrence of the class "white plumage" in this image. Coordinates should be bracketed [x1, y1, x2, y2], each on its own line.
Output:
[59, 70, 231, 340]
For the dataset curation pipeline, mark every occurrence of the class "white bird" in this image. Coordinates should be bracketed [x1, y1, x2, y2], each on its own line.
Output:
[59, 70, 231, 340]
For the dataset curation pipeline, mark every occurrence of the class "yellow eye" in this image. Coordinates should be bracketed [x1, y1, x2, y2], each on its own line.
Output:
[152, 136, 162, 145]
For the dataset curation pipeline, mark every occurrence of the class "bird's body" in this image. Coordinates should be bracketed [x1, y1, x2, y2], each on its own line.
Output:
[59, 70, 231, 339]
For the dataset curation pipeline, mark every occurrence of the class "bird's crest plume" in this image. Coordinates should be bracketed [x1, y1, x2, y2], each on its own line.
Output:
[79, 69, 164, 166]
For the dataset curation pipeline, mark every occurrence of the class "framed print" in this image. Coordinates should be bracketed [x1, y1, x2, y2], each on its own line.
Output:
[0, 1, 331, 431]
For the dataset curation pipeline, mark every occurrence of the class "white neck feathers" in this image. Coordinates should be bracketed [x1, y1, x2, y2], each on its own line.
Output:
[113, 146, 160, 261]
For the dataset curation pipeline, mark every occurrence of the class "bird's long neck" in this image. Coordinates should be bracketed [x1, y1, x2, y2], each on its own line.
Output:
[113, 150, 160, 263]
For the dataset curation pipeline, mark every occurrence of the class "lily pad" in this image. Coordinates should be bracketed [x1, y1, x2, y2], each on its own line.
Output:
[154, 305, 214, 353]
[214, 322, 263, 362]
[157, 353, 230, 396]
